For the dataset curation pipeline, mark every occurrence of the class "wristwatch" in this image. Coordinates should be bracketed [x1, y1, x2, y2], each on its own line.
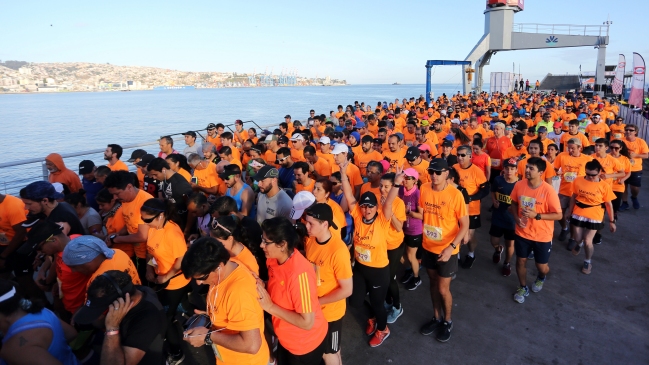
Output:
[535, 213, 542, 221]
[450, 242, 457, 249]
[204, 332, 213, 346]
[109, 234, 117, 245]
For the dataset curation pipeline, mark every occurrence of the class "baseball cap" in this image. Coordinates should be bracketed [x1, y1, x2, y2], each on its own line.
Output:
[277, 136, 289, 144]
[284, 114, 291, 119]
[403, 168, 419, 181]
[127, 149, 147, 162]
[182, 131, 197, 138]
[553, 122, 562, 128]
[252, 165, 279, 182]
[262, 135, 278, 144]
[405, 146, 420, 161]
[503, 157, 519, 168]
[218, 164, 242, 180]
[394, 132, 404, 141]
[290, 134, 305, 142]
[19, 181, 63, 202]
[568, 137, 582, 146]
[441, 140, 454, 148]
[428, 158, 449, 172]
[379, 160, 390, 172]
[235, 119, 243, 125]
[74, 273, 135, 325]
[319, 136, 331, 145]
[305, 203, 338, 230]
[79, 160, 95, 175]
[17, 220, 63, 256]
[421, 120, 430, 127]
[63, 235, 115, 267]
[418, 144, 431, 152]
[290, 191, 315, 220]
[135, 154, 155, 167]
[537, 126, 548, 133]
[344, 120, 353, 125]
[491, 112, 499, 117]
[355, 122, 366, 128]
[445, 134, 455, 142]
[293, 121, 303, 127]
[359, 192, 378, 207]
[349, 131, 361, 142]
[331, 143, 348, 155]
[578, 113, 588, 121]
[206, 123, 217, 129]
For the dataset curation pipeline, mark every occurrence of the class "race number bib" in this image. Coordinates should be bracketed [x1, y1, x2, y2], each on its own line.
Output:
[520, 196, 536, 211]
[423, 224, 443, 241]
[563, 172, 577, 182]
[355, 246, 371, 263]
[491, 159, 500, 167]
[613, 133, 622, 139]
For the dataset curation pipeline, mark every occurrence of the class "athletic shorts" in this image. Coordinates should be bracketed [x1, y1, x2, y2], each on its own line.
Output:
[324, 318, 343, 354]
[514, 235, 552, 264]
[421, 249, 458, 278]
[469, 215, 481, 230]
[403, 234, 422, 248]
[627, 172, 642, 187]
[570, 215, 604, 231]
[559, 194, 571, 210]
[0, 246, 34, 277]
[489, 225, 516, 241]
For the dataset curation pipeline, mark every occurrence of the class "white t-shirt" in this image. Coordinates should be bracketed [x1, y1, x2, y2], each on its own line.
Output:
[256, 190, 293, 225]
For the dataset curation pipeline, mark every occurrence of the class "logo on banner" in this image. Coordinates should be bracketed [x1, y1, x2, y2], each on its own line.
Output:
[634, 67, 645, 74]
[546, 36, 559, 46]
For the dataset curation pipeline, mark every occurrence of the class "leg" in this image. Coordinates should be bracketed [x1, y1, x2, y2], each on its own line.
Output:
[427, 268, 443, 319]
[631, 185, 640, 199]
[467, 229, 477, 253]
[516, 257, 528, 286]
[436, 277, 453, 322]
[535, 263, 550, 278]
[159, 284, 191, 357]
[367, 267, 390, 331]
[407, 246, 420, 278]
[504, 239, 515, 263]
[490, 235, 502, 250]
[582, 229, 597, 260]
[323, 352, 342, 365]
[385, 245, 405, 309]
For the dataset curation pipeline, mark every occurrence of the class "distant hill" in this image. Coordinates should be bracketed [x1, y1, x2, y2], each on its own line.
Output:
[0, 60, 29, 70]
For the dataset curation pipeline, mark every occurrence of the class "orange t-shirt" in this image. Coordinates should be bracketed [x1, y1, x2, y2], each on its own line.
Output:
[207, 263, 269, 365]
[517, 158, 556, 181]
[560, 132, 590, 151]
[502, 146, 528, 161]
[206, 135, 221, 149]
[56, 238, 90, 314]
[340, 163, 364, 188]
[325, 199, 347, 237]
[87, 248, 141, 289]
[177, 168, 192, 183]
[419, 184, 467, 255]
[354, 150, 383, 177]
[290, 148, 306, 163]
[193, 162, 220, 189]
[266, 250, 327, 355]
[311, 157, 332, 178]
[304, 234, 352, 322]
[146, 221, 190, 290]
[594, 154, 623, 187]
[106, 206, 134, 258]
[610, 155, 631, 193]
[295, 179, 315, 194]
[121, 189, 154, 259]
[624, 137, 649, 172]
[454, 164, 487, 216]
[382, 150, 407, 172]
[609, 123, 626, 141]
[232, 246, 259, 276]
[510, 180, 562, 242]
[0, 195, 26, 245]
[386, 198, 407, 250]
[470, 153, 491, 179]
[108, 160, 129, 172]
[350, 206, 390, 268]
[554, 153, 593, 196]
[360, 183, 381, 201]
[585, 123, 610, 144]
[465, 125, 487, 140]
[265, 150, 278, 168]
[570, 177, 616, 221]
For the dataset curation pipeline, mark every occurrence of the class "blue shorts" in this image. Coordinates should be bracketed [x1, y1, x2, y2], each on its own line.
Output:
[627, 172, 642, 187]
[514, 235, 552, 264]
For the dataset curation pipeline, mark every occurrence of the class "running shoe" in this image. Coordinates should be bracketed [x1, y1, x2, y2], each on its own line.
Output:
[435, 321, 453, 343]
[492, 247, 503, 264]
[581, 262, 592, 275]
[632, 197, 640, 209]
[566, 239, 577, 251]
[365, 318, 377, 336]
[383, 301, 392, 311]
[513, 286, 529, 303]
[400, 268, 413, 284]
[420, 318, 442, 336]
[572, 244, 581, 256]
[386, 305, 403, 324]
[369, 326, 390, 347]
[461, 255, 476, 269]
[501, 262, 512, 277]
[531, 277, 545, 293]
[558, 229, 570, 241]
[619, 201, 629, 211]
[405, 276, 422, 291]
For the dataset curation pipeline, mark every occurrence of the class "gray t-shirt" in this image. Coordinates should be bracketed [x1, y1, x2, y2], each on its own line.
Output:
[80, 207, 103, 235]
[183, 143, 203, 158]
[256, 190, 293, 225]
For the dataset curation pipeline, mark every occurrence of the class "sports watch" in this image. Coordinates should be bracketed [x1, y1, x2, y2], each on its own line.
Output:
[535, 213, 542, 221]
[204, 332, 213, 346]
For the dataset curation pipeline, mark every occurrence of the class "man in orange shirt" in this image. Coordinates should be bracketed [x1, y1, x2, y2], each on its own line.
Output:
[354, 135, 383, 177]
[404, 146, 430, 184]
[293, 162, 315, 193]
[187, 153, 220, 199]
[402, 121, 418, 147]
[621, 124, 649, 210]
[233, 119, 249, 146]
[205, 123, 222, 148]
[509, 157, 563, 303]
[104, 144, 129, 171]
[382, 135, 406, 173]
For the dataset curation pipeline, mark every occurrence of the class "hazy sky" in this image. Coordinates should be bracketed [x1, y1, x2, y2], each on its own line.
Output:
[1, 0, 647, 85]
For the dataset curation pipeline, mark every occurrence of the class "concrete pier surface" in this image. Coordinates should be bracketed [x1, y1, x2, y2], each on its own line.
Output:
[185, 172, 649, 365]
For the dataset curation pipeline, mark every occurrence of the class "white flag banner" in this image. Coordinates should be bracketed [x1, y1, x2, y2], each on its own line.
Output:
[628, 53, 645, 107]
[611, 54, 625, 95]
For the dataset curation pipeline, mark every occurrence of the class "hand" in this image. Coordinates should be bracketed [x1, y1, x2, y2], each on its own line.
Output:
[521, 207, 536, 218]
[187, 234, 199, 243]
[105, 293, 134, 330]
[193, 309, 207, 315]
[155, 274, 167, 284]
[609, 222, 616, 233]
[394, 166, 405, 185]
[493, 200, 500, 209]
[338, 159, 349, 172]
[190, 182, 199, 190]
[183, 326, 209, 347]
[437, 245, 454, 262]
[57, 222, 71, 235]
[256, 282, 274, 312]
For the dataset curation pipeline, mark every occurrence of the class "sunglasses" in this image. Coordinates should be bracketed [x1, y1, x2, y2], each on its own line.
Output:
[276, 156, 289, 164]
[428, 169, 447, 175]
[208, 128, 216, 131]
[610, 146, 621, 150]
[331, 181, 339, 186]
[625, 129, 635, 132]
[405, 176, 416, 181]
[142, 214, 160, 223]
[419, 150, 428, 154]
[457, 154, 468, 157]
[586, 172, 600, 177]
[359, 204, 376, 208]
[194, 272, 210, 281]
[210, 219, 232, 234]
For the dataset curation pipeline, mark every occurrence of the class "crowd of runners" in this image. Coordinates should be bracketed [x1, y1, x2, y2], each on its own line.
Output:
[0, 90, 646, 365]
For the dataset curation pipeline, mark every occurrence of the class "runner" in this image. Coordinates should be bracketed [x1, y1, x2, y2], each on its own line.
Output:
[608, 140, 632, 221]
[621, 125, 649, 210]
[490, 158, 519, 276]
[398, 168, 423, 290]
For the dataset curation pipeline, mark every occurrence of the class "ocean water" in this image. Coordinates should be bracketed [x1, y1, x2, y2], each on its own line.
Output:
[0, 84, 476, 193]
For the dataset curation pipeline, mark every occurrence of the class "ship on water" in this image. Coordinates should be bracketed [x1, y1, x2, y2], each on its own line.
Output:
[153, 85, 195, 90]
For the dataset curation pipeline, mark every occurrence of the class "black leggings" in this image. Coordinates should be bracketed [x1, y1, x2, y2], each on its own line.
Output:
[159, 283, 191, 355]
[612, 191, 623, 219]
[134, 257, 149, 287]
[385, 244, 406, 308]
[349, 263, 390, 331]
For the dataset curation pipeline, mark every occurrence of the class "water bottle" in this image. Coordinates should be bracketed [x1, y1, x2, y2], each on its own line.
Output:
[520, 215, 528, 228]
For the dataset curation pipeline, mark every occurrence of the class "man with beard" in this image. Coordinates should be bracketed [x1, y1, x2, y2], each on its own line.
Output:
[254, 165, 293, 224]
[104, 144, 129, 172]
[220, 164, 255, 216]
[354, 135, 382, 178]
[275, 147, 296, 191]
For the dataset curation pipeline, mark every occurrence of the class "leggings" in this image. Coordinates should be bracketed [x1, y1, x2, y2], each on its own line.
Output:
[134, 257, 149, 287]
[159, 283, 191, 355]
[385, 243, 406, 309]
[612, 191, 623, 219]
[349, 263, 390, 331]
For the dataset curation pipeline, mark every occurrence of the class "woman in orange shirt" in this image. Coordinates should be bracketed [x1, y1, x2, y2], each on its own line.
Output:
[165, 154, 193, 183]
[95, 188, 134, 258]
[181, 237, 269, 365]
[140, 198, 191, 363]
[564, 160, 617, 275]
[311, 178, 347, 241]
[208, 215, 265, 277]
[257, 217, 328, 365]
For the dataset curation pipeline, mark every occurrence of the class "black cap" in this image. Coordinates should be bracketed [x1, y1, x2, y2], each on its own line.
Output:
[284, 114, 291, 119]
[74, 274, 134, 325]
[252, 165, 279, 182]
[278, 136, 289, 144]
[503, 157, 519, 168]
[78, 160, 95, 175]
[127, 149, 147, 162]
[428, 158, 449, 172]
[345, 120, 353, 125]
[305, 203, 338, 230]
[18, 220, 63, 256]
[182, 131, 197, 138]
[218, 164, 242, 180]
[372, 138, 383, 144]
[135, 154, 155, 167]
[206, 123, 217, 129]
[441, 140, 453, 148]
[358, 192, 378, 207]
[405, 146, 420, 161]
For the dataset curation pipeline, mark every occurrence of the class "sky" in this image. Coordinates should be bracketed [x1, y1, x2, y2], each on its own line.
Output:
[1, 0, 647, 85]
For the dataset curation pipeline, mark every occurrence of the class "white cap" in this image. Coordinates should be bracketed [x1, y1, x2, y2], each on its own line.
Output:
[451, 118, 461, 125]
[331, 143, 348, 155]
[52, 182, 65, 194]
[290, 134, 305, 142]
[290, 191, 315, 220]
[319, 136, 331, 145]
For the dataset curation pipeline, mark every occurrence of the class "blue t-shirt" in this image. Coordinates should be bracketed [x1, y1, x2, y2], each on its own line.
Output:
[81, 177, 103, 211]
[278, 165, 296, 191]
[490, 175, 517, 230]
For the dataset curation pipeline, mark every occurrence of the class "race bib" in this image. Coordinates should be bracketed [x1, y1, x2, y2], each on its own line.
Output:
[423, 224, 442, 241]
[491, 159, 500, 167]
[520, 196, 536, 211]
[564, 172, 577, 182]
[591, 135, 599, 143]
[613, 133, 622, 139]
[355, 246, 371, 263]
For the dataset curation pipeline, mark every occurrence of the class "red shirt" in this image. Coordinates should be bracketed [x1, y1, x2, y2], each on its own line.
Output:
[56, 234, 90, 314]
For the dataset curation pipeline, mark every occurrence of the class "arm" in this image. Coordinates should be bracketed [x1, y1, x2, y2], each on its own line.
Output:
[1, 329, 65, 365]
[485, 164, 492, 182]
[158, 256, 183, 283]
[605, 201, 616, 233]
[211, 328, 262, 355]
[318, 278, 353, 305]
[240, 187, 254, 216]
[469, 182, 491, 201]
[100, 334, 146, 365]
[59, 318, 78, 343]
[382, 175, 401, 221]
[563, 194, 576, 221]
[113, 224, 149, 245]
[339, 194, 349, 212]
[192, 184, 219, 196]
[409, 206, 423, 220]
[0, 223, 26, 260]
[257, 283, 315, 331]
[438, 215, 469, 261]
[338, 161, 357, 211]
[508, 201, 520, 224]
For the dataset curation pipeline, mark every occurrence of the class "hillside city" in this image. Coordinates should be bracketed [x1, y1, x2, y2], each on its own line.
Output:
[0, 60, 347, 93]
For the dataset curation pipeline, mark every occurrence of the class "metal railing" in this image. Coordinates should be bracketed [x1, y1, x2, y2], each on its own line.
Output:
[512, 23, 609, 37]
[618, 103, 649, 141]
